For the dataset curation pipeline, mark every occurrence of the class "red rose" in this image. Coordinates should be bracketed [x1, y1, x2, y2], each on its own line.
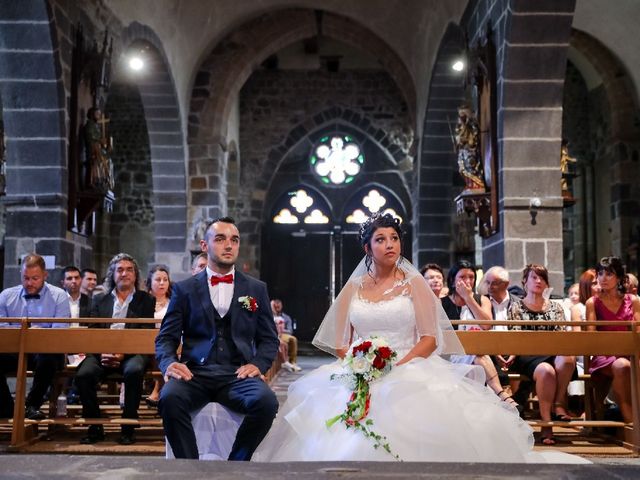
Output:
[372, 355, 386, 370]
[249, 298, 258, 312]
[377, 346, 392, 359]
[352, 341, 372, 355]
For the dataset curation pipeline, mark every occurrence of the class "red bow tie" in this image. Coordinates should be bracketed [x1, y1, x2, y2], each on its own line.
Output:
[210, 274, 234, 286]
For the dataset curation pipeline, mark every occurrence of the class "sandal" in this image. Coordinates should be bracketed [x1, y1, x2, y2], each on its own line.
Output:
[538, 427, 557, 446]
[145, 397, 159, 408]
[552, 402, 572, 421]
[497, 389, 522, 413]
[540, 435, 557, 446]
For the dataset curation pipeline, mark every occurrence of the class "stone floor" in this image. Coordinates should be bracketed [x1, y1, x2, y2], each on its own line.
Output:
[1, 354, 639, 477]
[0, 455, 639, 479]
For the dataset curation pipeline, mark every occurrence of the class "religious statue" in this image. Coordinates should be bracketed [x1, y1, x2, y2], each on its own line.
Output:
[84, 107, 114, 192]
[454, 105, 485, 192]
[560, 140, 576, 199]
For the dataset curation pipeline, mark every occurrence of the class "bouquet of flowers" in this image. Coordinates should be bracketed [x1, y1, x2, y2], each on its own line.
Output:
[326, 336, 400, 460]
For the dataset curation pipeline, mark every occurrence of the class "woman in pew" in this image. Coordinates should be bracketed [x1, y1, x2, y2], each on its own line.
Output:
[440, 261, 519, 409]
[145, 265, 172, 408]
[571, 269, 600, 326]
[507, 264, 577, 445]
[585, 256, 640, 424]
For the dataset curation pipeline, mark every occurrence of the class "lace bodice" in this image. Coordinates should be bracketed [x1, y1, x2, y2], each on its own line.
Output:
[349, 294, 418, 354]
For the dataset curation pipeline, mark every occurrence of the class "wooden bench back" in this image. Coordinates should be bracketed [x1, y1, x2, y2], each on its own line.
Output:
[2, 318, 640, 453]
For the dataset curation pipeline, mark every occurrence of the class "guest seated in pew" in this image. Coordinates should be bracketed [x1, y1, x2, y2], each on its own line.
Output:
[75, 253, 155, 445]
[191, 252, 208, 276]
[63, 266, 91, 328]
[480, 266, 524, 401]
[80, 268, 99, 298]
[507, 263, 577, 445]
[270, 299, 301, 372]
[420, 263, 447, 298]
[586, 256, 640, 424]
[145, 265, 172, 408]
[624, 273, 638, 296]
[440, 261, 519, 410]
[0, 253, 71, 420]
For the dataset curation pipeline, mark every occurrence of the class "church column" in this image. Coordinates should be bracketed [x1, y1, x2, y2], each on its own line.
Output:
[464, 0, 576, 291]
[0, 1, 86, 286]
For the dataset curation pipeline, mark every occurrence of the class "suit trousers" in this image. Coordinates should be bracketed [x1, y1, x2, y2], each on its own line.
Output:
[75, 354, 148, 427]
[0, 353, 64, 416]
[159, 363, 278, 460]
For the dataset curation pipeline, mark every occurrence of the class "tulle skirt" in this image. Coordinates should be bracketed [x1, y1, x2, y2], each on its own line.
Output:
[253, 354, 587, 463]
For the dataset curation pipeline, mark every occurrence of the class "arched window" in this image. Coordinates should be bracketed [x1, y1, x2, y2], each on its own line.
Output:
[344, 187, 404, 225]
[310, 134, 364, 185]
[272, 188, 331, 224]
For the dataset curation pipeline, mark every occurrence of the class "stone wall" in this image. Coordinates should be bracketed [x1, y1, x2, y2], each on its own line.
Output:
[96, 82, 155, 273]
[237, 69, 411, 273]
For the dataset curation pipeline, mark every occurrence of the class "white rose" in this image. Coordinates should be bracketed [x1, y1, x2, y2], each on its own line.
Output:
[351, 356, 369, 374]
[372, 338, 386, 348]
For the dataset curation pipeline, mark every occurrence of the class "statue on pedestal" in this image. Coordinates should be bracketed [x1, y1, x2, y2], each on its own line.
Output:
[84, 107, 114, 192]
[560, 140, 576, 199]
[454, 106, 485, 193]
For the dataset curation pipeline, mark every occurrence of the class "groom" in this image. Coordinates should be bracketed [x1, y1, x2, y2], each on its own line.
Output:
[156, 217, 279, 460]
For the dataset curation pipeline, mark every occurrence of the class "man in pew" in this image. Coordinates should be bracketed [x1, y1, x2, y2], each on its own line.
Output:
[75, 253, 155, 445]
[191, 252, 208, 276]
[80, 268, 99, 298]
[0, 253, 71, 419]
[156, 217, 279, 460]
[63, 266, 91, 327]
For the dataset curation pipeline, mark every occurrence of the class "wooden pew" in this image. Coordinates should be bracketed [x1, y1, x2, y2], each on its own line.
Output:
[452, 319, 640, 454]
[4, 317, 283, 451]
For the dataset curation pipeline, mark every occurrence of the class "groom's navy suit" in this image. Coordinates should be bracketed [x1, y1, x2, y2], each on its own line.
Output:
[156, 269, 279, 460]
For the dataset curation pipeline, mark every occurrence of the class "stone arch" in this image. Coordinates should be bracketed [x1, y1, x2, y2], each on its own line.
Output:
[119, 23, 189, 276]
[564, 28, 640, 274]
[187, 8, 416, 231]
[0, 1, 69, 286]
[569, 29, 639, 143]
[414, 23, 466, 268]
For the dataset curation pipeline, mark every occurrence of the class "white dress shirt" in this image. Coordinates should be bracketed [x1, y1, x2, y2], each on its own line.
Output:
[68, 293, 81, 328]
[207, 266, 235, 318]
[111, 290, 133, 329]
[490, 294, 511, 331]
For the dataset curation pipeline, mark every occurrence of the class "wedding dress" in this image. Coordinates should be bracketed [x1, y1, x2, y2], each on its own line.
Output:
[253, 261, 589, 464]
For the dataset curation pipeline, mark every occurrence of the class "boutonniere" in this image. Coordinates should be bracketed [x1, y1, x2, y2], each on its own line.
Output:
[238, 295, 258, 312]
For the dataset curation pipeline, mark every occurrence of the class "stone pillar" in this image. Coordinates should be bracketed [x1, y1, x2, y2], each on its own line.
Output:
[482, 0, 576, 291]
[0, 1, 91, 287]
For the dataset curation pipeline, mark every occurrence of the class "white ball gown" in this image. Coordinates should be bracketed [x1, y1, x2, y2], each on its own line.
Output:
[252, 291, 588, 463]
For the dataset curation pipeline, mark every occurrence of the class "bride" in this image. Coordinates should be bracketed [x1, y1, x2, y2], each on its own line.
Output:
[253, 214, 587, 463]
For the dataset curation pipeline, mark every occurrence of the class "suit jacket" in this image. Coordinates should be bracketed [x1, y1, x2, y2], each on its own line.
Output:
[90, 289, 156, 328]
[79, 293, 91, 319]
[88, 289, 155, 358]
[155, 269, 279, 375]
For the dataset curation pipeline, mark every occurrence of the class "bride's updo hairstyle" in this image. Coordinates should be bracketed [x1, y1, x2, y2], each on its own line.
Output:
[596, 256, 626, 295]
[359, 213, 403, 273]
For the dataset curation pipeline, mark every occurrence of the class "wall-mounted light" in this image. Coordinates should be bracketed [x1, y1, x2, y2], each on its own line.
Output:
[128, 56, 144, 71]
[451, 59, 465, 72]
[529, 197, 541, 225]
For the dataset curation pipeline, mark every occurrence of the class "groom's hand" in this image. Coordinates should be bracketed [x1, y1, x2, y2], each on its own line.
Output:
[236, 363, 261, 379]
[164, 362, 193, 382]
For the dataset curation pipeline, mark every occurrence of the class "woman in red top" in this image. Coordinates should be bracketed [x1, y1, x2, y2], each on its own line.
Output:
[586, 256, 640, 423]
